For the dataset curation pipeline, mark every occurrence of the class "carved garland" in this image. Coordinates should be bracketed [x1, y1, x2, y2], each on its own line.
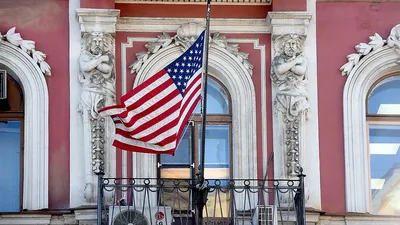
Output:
[0, 27, 51, 76]
[129, 25, 253, 76]
[340, 24, 400, 76]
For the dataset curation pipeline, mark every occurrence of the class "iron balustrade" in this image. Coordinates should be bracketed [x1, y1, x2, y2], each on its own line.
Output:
[97, 172, 305, 225]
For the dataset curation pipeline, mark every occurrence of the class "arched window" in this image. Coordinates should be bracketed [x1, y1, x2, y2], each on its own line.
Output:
[158, 76, 231, 215]
[0, 73, 24, 212]
[367, 75, 400, 215]
[158, 76, 231, 180]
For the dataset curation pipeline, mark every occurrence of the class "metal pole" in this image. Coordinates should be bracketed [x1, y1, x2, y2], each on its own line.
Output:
[197, 1, 212, 224]
[198, 0, 211, 188]
[297, 168, 306, 225]
[97, 172, 104, 225]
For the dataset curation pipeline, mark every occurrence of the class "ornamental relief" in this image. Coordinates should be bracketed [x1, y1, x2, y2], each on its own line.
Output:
[129, 23, 253, 76]
[271, 34, 309, 177]
[0, 27, 51, 76]
[78, 31, 116, 176]
[340, 24, 400, 77]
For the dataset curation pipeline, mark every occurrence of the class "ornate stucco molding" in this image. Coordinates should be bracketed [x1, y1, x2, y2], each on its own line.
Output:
[117, 17, 270, 34]
[0, 39, 49, 210]
[129, 23, 253, 76]
[340, 24, 400, 76]
[127, 23, 257, 185]
[267, 12, 313, 38]
[268, 12, 312, 178]
[271, 34, 309, 177]
[0, 27, 51, 76]
[342, 24, 400, 213]
[77, 8, 119, 204]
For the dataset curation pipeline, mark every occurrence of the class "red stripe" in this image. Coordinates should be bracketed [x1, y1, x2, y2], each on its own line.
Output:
[131, 101, 181, 135]
[176, 95, 201, 146]
[157, 133, 177, 147]
[118, 88, 181, 128]
[120, 69, 167, 104]
[139, 117, 179, 142]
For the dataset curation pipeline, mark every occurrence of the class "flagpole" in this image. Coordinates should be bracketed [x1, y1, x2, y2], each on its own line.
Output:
[196, 0, 211, 224]
[199, 0, 211, 186]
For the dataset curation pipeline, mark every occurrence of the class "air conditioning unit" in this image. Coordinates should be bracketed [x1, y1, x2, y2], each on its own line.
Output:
[108, 206, 173, 225]
[0, 70, 6, 99]
[252, 205, 277, 225]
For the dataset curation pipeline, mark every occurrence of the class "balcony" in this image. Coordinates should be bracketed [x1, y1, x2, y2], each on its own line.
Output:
[97, 174, 305, 225]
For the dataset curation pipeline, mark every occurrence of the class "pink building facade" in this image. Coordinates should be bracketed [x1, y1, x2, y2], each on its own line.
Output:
[0, 0, 400, 224]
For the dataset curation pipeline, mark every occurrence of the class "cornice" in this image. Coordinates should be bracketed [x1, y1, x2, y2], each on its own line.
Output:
[267, 11, 313, 37]
[76, 8, 120, 33]
[115, 0, 271, 5]
[117, 17, 270, 33]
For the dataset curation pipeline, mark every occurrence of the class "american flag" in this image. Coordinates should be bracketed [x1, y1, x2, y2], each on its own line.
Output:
[99, 30, 205, 155]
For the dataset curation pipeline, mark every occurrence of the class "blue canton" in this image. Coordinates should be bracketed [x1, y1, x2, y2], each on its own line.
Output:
[165, 30, 205, 96]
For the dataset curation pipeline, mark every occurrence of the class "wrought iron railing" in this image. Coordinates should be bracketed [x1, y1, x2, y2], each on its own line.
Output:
[97, 173, 305, 225]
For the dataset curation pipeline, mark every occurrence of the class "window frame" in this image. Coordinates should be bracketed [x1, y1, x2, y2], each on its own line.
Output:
[343, 45, 400, 213]
[158, 76, 233, 181]
[0, 75, 25, 211]
[365, 75, 400, 215]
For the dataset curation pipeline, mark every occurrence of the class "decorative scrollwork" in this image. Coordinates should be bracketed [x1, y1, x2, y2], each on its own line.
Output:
[128, 23, 254, 76]
[0, 27, 51, 76]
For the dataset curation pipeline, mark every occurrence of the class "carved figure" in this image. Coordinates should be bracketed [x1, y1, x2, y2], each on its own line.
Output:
[79, 32, 116, 118]
[271, 34, 308, 176]
[272, 34, 309, 120]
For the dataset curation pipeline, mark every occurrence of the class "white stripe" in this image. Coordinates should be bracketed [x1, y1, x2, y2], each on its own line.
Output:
[114, 133, 176, 151]
[177, 78, 202, 128]
[133, 109, 180, 139]
[120, 82, 178, 121]
[148, 124, 179, 144]
[123, 72, 170, 107]
[125, 94, 182, 130]
[99, 107, 125, 117]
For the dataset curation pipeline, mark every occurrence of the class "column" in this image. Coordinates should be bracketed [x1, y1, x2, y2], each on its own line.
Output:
[267, 11, 321, 210]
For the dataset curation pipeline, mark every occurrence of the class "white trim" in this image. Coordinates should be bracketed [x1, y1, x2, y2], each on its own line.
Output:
[343, 46, 400, 213]
[69, 0, 85, 208]
[0, 41, 48, 210]
[131, 43, 257, 180]
[228, 38, 268, 179]
[304, 0, 321, 210]
[117, 17, 270, 34]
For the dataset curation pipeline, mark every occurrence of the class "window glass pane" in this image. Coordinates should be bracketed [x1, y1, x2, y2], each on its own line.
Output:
[198, 124, 230, 180]
[369, 124, 400, 215]
[0, 121, 20, 212]
[160, 126, 191, 165]
[160, 168, 191, 179]
[194, 77, 229, 114]
[368, 76, 400, 115]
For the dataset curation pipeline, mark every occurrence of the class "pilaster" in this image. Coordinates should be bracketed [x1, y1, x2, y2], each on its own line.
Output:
[71, 8, 119, 207]
[267, 10, 321, 210]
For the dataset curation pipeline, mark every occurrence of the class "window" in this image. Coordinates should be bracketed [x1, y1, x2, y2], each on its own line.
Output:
[158, 76, 231, 215]
[367, 75, 400, 215]
[0, 75, 24, 212]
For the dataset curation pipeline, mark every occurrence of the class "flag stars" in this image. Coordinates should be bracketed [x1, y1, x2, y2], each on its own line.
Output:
[163, 31, 205, 95]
